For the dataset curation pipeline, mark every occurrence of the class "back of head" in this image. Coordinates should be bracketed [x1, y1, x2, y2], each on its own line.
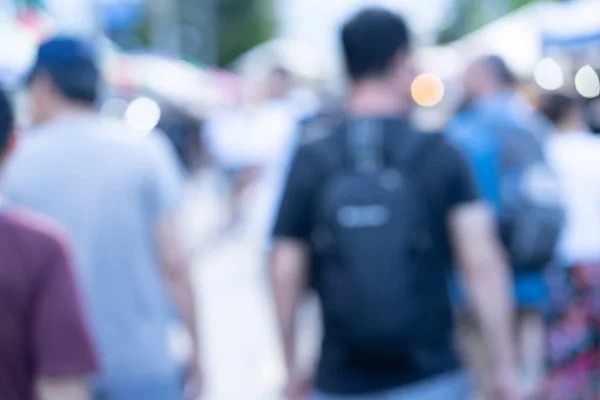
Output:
[540, 93, 580, 127]
[341, 8, 411, 82]
[266, 66, 293, 99]
[28, 37, 100, 106]
[155, 101, 202, 172]
[270, 66, 291, 82]
[480, 55, 516, 88]
[464, 55, 516, 100]
[0, 87, 14, 155]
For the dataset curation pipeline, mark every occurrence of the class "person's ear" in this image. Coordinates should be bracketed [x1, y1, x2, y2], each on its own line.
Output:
[391, 52, 414, 81]
[2, 131, 17, 158]
[29, 72, 55, 97]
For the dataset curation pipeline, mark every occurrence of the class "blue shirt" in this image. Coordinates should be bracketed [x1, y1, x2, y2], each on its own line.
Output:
[447, 93, 550, 308]
[2, 115, 186, 387]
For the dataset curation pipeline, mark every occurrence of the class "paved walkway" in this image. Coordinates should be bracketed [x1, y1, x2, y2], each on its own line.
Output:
[182, 173, 320, 400]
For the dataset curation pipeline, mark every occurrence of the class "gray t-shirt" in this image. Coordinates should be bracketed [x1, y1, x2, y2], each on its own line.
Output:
[2, 114, 185, 386]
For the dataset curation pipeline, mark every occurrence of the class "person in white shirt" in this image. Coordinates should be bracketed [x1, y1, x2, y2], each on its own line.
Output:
[540, 92, 600, 398]
[246, 68, 309, 248]
[204, 83, 263, 230]
[543, 93, 600, 265]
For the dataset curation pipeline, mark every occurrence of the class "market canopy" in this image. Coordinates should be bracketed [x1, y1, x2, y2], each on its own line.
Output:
[231, 38, 334, 83]
[444, 0, 600, 77]
[449, 4, 543, 78]
[106, 52, 231, 116]
[537, 0, 600, 50]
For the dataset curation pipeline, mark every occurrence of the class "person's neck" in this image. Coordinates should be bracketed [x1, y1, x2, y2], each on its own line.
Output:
[40, 102, 94, 125]
[348, 80, 409, 118]
[556, 120, 587, 134]
[477, 86, 510, 101]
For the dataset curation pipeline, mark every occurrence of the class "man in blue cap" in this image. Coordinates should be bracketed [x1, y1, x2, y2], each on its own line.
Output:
[3, 37, 201, 400]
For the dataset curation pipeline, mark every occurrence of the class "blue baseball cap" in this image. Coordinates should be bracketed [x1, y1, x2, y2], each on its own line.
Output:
[26, 36, 99, 85]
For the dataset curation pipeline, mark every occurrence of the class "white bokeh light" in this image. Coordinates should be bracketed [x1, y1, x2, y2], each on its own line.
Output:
[534, 58, 563, 91]
[125, 97, 161, 134]
[575, 65, 600, 99]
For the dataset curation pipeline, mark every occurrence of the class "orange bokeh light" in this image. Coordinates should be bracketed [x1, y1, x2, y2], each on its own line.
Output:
[411, 73, 445, 107]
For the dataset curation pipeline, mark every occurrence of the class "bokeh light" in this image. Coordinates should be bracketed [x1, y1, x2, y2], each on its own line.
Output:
[533, 57, 563, 91]
[125, 97, 161, 134]
[411, 73, 445, 107]
[575, 65, 600, 99]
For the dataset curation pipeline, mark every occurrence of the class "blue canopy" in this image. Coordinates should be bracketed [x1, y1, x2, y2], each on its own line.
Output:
[539, 0, 600, 50]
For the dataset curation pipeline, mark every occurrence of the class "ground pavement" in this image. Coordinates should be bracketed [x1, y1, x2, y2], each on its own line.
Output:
[181, 172, 320, 400]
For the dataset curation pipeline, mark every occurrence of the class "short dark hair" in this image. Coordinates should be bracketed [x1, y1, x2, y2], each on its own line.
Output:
[0, 87, 14, 153]
[31, 64, 99, 104]
[156, 100, 202, 171]
[27, 37, 100, 105]
[540, 93, 579, 125]
[479, 55, 516, 87]
[341, 8, 411, 81]
[271, 66, 291, 79]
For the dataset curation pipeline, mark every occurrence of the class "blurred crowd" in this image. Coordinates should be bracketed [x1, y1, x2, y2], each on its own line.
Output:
[3, 5, 600, 400]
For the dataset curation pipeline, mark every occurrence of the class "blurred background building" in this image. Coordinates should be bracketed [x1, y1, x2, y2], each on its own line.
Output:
[2, 0, 598, 118]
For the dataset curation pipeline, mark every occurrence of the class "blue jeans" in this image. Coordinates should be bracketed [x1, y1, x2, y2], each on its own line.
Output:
[313, 372, 471, 400]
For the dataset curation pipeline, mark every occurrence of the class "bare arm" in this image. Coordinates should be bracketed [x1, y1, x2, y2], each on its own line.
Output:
[31, 235, 97, 400]
[36, 378, 90, 400]
[156, 217, 200, 365]
[449, 202, 516, 374]
[270, 238, 310, 379]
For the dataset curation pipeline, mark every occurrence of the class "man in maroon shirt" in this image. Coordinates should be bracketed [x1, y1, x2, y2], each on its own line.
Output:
[0, 87, 97, 400]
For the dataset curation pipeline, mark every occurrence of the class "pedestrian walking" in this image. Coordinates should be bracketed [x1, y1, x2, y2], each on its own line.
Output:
[447, 56, 562, 396]
[541, 93, 600, 399]
[270, 9, 518, 400]
[2, 37, 201, 400]
[0, 86, 97, 400]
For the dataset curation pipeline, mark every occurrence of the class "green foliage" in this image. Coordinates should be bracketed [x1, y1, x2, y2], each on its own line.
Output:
[437, 0, 476, 44]
[101, 0, 274, 66]
[217, 0, 275, 67]
[437, 0, 553, 44]
[509, 0, 538, 9]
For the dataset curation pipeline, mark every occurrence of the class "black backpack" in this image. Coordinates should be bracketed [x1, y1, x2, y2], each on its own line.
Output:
[310, 119, 440, 365]
[449, 104, 563, 269]
[495, 121, 564, 269]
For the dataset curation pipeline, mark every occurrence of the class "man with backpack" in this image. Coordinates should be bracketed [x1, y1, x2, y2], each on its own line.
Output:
[271, 8, 517, 400]
[448, 56, 562, 396]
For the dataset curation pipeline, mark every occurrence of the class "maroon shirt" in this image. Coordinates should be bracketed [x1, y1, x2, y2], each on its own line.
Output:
[0, 207, 97, 400]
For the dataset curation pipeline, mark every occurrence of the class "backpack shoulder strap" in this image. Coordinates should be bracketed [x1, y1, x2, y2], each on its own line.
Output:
[299, 112, 345, 145]
[310, 119, 441, 177]
[392, 129, 442, 171]
[344, 119, 386, 174]
[342, 118, 435, 173]
[305, 121, 347, 178]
